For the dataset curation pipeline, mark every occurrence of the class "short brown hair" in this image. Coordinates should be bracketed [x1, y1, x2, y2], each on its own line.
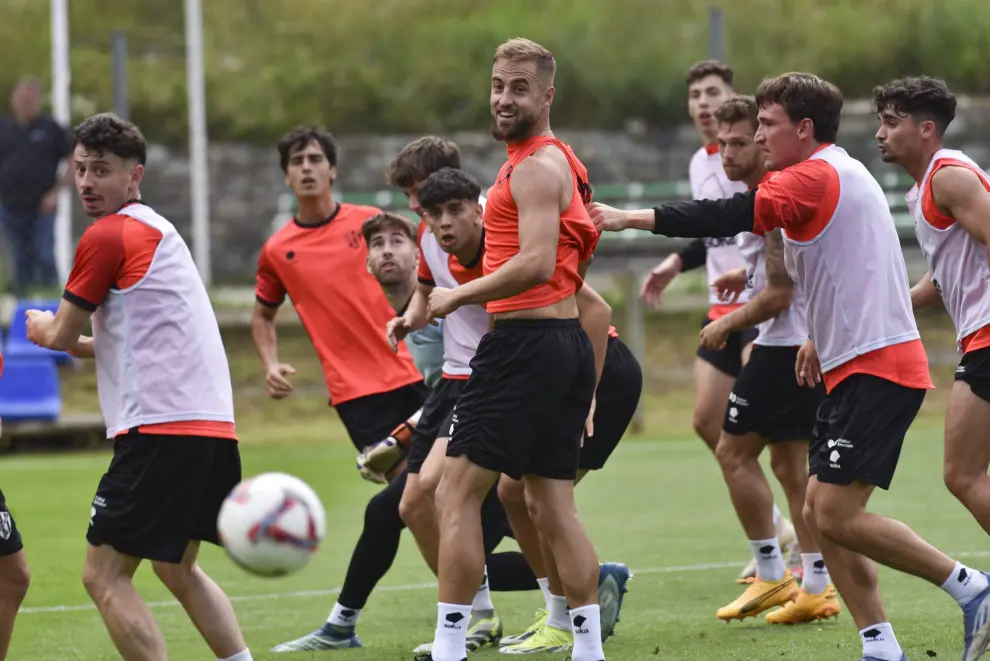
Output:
[74, 113, 147, 165]
[386, 136, 461, 189]
[493, 38, 556, 84]
[361, 212, 417, 247]
[278, 126, 338, 172]
[755, 72, 843, 144]
[686, 60, 734, 87]
[873, 76, 957, 136]
[714, 95, 759, 131]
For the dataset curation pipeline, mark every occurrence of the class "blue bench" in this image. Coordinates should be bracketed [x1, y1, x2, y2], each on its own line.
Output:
[0, 356, 62, 422]
[4, 300, 75, 365]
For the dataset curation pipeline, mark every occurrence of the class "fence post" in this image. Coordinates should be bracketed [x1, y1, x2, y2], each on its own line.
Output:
[111, 30, 130, 120]
[709, 6, 725, 61]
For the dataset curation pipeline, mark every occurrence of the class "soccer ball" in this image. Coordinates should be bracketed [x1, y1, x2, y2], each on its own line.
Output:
[217, 472, 327, 577]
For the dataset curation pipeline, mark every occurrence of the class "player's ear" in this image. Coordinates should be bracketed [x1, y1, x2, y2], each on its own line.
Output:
[366, 255, 372, 274]
[474, 203, 483, 218]
[328, 165, 337, 186]
[543, 84, 555, 109]
[130, 163, 145, 189]
[797, 118, 814, 142]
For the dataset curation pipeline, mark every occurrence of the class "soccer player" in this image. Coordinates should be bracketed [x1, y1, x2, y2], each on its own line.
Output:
[874, 78, 990, 541]
[698, 96, 836, 624]
[0, 359, 30, 661]
[589, 72, 990, 661]
[417, 38, 604, 661]
[25, 113, 253, 661]
[411, 167, 638, 654]
[640, 61, 796, 582]
[257, 127, 431, 653]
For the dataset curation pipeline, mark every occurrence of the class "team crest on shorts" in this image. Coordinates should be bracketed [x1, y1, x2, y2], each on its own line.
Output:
[0, 512, 11, 540]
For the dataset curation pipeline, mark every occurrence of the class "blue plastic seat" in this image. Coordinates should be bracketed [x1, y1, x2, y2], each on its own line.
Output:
[0, 356, 61, 422]
[4, 299, 75, 364]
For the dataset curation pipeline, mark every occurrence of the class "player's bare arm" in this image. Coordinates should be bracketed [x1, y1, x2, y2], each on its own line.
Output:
[711, 267, 747, 303]
[700, 230, 793, 350]
[931, 165, 990, 247]
[427, 156, 562, 317]
[576, 283, 611, 388]
[910, 271, 942, 310]
[251, 301, 296, 398]
[24, 298, 92, 353]
[387, 282, 433, 351]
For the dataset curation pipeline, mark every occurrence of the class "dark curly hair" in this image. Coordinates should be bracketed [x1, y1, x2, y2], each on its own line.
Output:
[873, 76, 957, 136]
[417, 167, 482, 213]
[73, 113, 147, 165]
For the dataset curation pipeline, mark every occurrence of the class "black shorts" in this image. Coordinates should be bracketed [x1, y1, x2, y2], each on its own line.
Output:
[723, 344, 825, 442]
[697, 315, 759, 378]
[336, 381, 429, 451]
[0, 489, 23, 557]
[86, 432, 242, 564]
[580, 336, 643, 471]
[956, 346, 990, 404]
[808, 374, 925, 490]
[407, 378, 466, 474]
[447, 319, 595, 481]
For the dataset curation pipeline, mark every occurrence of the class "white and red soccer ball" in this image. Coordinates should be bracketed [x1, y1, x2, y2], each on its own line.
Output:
[217, 472, 327, 577]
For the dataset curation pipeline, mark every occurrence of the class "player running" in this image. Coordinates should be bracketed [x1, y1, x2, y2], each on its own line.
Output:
[411, 166, 637, 654]
[699, 96, 836, 624]
[0, 353, 30, 661]
[590, 71, 990, 661]
[640, 61, 797, 582]
[875, 78, 990, 544]
[257, 126, 430, 653]
[25, 113, 253, 661]
[416, 38, 604, 661]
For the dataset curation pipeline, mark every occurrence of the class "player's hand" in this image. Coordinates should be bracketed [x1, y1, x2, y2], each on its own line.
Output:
[712, 268, 747, 303]
[386, 316, 412, 352]
[640, 255, 681, 308]
[795, 339, 822, 388]
[265, 363, 296, 399]
[587, 203, 628, 233]
[427, 287, 460, 321]
[699, 317, 731, 351]
[583, 395, 596, 444]
[24, 309, 55, 346]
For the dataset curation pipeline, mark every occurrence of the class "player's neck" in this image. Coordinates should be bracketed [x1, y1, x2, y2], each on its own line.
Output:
[905, 144, 943, 186]
[385, 275, 417, 315]
[507, 124, 553, 148]
[455, 225, 484, 267]
[743, 167, 767, 190]
[295, 193, 338, 226]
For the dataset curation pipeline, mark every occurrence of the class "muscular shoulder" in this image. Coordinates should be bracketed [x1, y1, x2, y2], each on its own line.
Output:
[339, 203, 384, 224]
[511, 148, 569, 201]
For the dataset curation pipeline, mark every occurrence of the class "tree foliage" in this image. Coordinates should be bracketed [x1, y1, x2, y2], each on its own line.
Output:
[1, 0, 988, 144]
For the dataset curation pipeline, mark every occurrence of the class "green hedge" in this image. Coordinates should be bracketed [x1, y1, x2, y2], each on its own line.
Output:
[4, 0, 989, 144]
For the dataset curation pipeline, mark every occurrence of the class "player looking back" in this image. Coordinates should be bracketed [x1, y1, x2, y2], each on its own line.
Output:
[875, 77, 990, 544]
[417, 38, 604, 661]
[590, 72, 990, 661]
[0, 353, 30, 661]
[25, 112, 253, 661]
[641, 61, 796, 582]
[256, 126, 430, 653]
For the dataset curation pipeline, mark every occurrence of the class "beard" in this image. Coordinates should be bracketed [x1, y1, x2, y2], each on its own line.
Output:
[491, 109, 539, 142]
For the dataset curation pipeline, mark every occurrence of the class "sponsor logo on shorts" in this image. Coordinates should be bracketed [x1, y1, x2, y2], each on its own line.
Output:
[728, 392, 749, 407]
[826, 438, 853, 469]
[0, 512, 11, 540]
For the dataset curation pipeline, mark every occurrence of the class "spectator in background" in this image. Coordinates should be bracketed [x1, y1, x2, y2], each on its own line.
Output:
[0, 78, 74, 296]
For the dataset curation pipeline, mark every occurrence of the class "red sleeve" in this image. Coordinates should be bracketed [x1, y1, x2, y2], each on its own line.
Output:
[753, 159, 839, 236]
[255, 242, 287, 307]
[63, 216, 126, 311]
[417, 223, 435, 286]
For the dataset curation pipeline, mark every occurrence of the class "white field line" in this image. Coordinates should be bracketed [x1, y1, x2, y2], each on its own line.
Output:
[21, 551, 990, 615]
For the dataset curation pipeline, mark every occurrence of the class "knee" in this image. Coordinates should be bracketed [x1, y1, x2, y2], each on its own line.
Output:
[770, 452, 807, 494]
[691, 415, 715, 444]
[366, 487, 403, 528]
[714, 435, 749, 474]
[944, 462, 978, 502]
[0, 558, 30, 603]
[399, 487, 430, 528]
[82, 562, 112, 602]
[152, 561, 197, 598]
[807, 496, 851, 543]
[497, 478, 527, 514]
[523, 485, 574, 538]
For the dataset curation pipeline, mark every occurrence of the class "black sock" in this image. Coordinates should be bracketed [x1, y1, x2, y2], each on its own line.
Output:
[487, 551, 538, 591]
[337, 468, 408, 609]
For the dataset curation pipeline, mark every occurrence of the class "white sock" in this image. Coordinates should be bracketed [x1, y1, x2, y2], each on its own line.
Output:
[859, 622, 902, 661]
[772, 504, 782, 525]
[219, 651, 253, 661]
[472, 566, 495, 611]
[326, 602, 360, 628]
[748, 538, 786, 582]
[546, 594, 570, 630]
[536, 577, 552, 609]
[569, 604, 604, 661]
[432, 602, 471, 661]
[800, 553, 830, 595]
[941, 561, 989, 607]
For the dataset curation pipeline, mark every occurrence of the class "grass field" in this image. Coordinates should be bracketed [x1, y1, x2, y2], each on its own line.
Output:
[1, 309, 982, 660]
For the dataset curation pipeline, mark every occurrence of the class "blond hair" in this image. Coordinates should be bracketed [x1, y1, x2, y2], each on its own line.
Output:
[493, 38, 556, 83]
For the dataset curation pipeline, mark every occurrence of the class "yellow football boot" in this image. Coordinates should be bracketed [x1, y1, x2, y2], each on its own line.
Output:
[765, 584, 841, 624]
[717, 570, 799, 622]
